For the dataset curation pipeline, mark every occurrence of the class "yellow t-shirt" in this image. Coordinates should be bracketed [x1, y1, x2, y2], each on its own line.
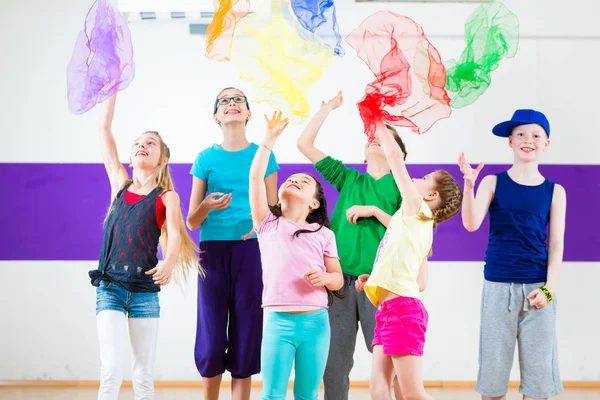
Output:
[364, 199, 434, 307]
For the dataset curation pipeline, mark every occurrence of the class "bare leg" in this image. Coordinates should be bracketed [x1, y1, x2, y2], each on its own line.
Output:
[232, 377, 252, 400]
[482, 396, 506, 400]
[391, 355, 434, 400]
[393, 374, 405, 400]
[203, 375, 223, 400]
[369, 346, 395, 400]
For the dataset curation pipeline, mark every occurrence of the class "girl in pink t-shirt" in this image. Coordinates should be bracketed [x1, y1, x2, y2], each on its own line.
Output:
[249, 112, 344, 399]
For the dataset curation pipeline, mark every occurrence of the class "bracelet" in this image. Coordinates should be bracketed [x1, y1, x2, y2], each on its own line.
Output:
[539, 285, 553, 302]
[262, 143, 272, 152]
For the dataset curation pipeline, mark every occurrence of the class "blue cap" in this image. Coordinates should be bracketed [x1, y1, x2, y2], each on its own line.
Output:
[492, 109, 550, 137]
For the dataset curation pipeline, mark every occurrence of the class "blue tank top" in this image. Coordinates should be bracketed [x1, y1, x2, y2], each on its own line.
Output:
[484, 171, 555, 283]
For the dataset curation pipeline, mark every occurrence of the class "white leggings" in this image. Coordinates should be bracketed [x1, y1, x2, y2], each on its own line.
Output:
[97, 310, 159, 400]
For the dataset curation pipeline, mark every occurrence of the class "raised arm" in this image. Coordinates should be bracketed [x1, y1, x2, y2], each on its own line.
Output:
[375, 122, 421, 216]
[297, 91, 343, 164]
[265, 172, 279, 206]
[458, 152, 495, 232]
[250, 112, 288, 229]
[99, 94, 129, 200]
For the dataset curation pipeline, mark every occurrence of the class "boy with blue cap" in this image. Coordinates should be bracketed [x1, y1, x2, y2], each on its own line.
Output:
[458, 109, 567, 400]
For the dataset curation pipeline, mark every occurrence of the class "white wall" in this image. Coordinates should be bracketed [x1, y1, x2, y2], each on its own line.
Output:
[1, 0, 599, 382]
[2, 0, 600, 165]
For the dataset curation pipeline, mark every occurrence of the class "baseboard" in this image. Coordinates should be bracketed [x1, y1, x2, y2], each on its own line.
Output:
[0, 380, 599, 389]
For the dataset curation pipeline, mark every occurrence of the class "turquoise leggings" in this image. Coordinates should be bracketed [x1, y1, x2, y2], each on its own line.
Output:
[261, 309, 330, 400]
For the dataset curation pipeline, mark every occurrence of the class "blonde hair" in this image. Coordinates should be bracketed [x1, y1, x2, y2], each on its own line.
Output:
[106, 132, 203, 282]
[418, 170, 463, 228]
[145, 131, 204, 281]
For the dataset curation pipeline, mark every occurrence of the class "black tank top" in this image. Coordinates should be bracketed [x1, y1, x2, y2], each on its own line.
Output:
[89, 181, 164, 292]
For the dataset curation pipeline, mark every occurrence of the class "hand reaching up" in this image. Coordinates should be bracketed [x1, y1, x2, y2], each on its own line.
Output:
[458, 152, 484, 189]
[264, 111, 289, 140]
[320, 91, 343, 112]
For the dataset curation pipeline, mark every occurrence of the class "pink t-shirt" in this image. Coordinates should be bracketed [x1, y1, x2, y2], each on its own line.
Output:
[256, 211, 339, 311]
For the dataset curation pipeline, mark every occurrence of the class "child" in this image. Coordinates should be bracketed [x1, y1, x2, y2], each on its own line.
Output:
[88, 93, 202, 399]
[297, 91, 408, 400]
[355, 121, 463, 400]
[459, 109, 566, 400]
[249, 111, 344, 400]
[186, 87, 279, 400]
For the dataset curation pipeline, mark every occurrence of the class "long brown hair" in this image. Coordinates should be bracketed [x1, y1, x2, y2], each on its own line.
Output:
[267, 175, 343, 306]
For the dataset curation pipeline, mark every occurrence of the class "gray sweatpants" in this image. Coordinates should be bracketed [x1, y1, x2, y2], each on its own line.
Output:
[323, 274, 377, 400]
[476, 280, 563, 399]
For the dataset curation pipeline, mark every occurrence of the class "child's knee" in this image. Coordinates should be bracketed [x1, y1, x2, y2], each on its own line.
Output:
[369, 378, 392, 399]
[292, 387, 319, 400]
[100, 362, 124, 387]
[398, 386, 427, 400]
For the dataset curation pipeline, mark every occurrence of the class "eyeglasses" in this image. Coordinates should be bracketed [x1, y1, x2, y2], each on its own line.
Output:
[216, 95, 247, 106]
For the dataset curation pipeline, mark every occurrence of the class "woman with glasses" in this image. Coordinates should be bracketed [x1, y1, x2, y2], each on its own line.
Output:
[187, 87, 280, 400]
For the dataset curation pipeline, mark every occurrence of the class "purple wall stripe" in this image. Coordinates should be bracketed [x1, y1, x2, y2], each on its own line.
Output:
[1, 163, 598, 262]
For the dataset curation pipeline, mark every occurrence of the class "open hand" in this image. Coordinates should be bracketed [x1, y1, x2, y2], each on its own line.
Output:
[146, 262, 175, 286]
[203, 192, 232, 210]
[265, 111, 289, 139]
[458, 152, 484, 189]
[320, 91, 343, 112]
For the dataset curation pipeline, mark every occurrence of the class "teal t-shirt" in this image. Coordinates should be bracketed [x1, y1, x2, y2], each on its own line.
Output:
[315, 156, 402, 276]
[190, 143, 279, 241]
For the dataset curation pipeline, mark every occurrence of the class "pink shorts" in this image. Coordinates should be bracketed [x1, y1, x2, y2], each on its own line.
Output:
[372, 296, 429, 356]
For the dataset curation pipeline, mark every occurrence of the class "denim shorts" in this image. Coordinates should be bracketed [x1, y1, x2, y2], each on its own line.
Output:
[96, 280, 160, 318]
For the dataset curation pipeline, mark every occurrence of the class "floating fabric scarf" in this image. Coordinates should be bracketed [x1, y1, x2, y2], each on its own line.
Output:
[290, 0, 345, 56]
[445, 0, 519, 108]
[67, 0, 134, 115]
[205, 0, 251, 61]
[346, 11, 451, 139]
[230, 0, 334, 125]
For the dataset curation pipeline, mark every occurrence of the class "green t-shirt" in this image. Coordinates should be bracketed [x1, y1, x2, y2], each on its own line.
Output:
[315, 156, 403, 277]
